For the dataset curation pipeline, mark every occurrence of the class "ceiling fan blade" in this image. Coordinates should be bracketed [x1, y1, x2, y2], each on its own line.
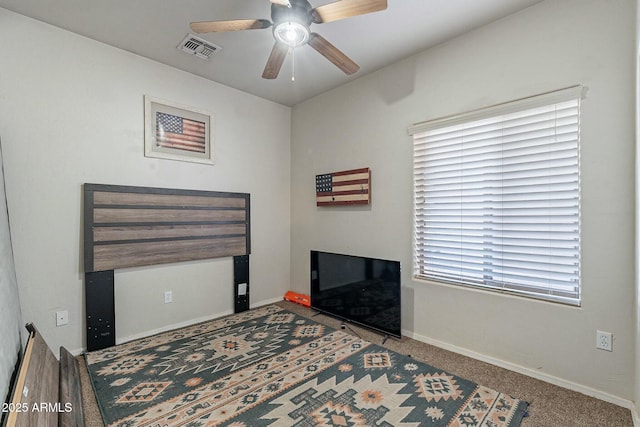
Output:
[270, 0, 291, 6]
[262, 42, 289, 79]
[308, 33, 359, 75]
[190, 19, 272, 34]
[312, 0, 387, 23]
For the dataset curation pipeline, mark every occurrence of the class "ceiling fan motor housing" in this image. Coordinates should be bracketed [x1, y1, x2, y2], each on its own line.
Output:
[271, 0, 313, 47]
[271, 0, 313, 27]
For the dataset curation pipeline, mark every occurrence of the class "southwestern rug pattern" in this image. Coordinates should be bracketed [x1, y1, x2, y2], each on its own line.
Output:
[85, 305, 528, 427]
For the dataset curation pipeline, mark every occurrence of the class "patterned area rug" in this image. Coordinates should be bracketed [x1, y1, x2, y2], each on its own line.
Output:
[85, 305, 528, 426]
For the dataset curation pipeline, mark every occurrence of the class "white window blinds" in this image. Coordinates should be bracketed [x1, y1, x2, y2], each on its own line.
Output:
[410, 86, 582, 305]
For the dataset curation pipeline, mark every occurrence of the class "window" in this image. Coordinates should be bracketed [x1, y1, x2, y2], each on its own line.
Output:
[409, 86, 582, 305]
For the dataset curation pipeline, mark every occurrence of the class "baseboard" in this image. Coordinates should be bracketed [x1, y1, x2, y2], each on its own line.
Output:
[402, 329, 636, 413]
[116, 309, 235, 346]
[252, 296, 285, 308]
[69, 309, 234, 356]
[72, 297, 286, 356]
[632, 405, 640, 427]
[117, 296, 284, 344]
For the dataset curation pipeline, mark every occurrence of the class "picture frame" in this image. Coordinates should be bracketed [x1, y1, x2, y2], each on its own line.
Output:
[144, 95, 214, 165]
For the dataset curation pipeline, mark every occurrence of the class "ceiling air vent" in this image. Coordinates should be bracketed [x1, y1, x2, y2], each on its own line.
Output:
[177, 34, 222, 61]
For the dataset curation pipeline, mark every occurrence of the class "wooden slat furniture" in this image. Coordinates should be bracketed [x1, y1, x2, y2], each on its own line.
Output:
[83, 183, 252, 351]
[2, 324, 84, 427]
[84, 184, 250, 272]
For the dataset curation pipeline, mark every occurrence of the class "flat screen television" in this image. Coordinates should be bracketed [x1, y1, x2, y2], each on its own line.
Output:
[310, 250, 401, 338]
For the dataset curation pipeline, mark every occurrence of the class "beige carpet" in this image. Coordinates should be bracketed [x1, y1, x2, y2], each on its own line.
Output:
[78, 300, 633, 427]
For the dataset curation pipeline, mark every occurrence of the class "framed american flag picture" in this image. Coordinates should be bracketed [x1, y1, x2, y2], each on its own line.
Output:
[316, 167, 371, 206]
[144, 95, 213, 165]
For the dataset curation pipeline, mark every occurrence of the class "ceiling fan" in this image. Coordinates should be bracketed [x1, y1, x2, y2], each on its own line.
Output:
[190, 0, 388, 79]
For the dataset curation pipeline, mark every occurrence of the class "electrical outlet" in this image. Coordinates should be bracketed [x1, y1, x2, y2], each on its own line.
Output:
[164, 291, 173, 304]
[596, 330, 612, 351]
[56, 310, 69, 326]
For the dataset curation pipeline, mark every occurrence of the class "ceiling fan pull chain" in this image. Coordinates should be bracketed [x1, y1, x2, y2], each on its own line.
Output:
[291, 47, 295, 82]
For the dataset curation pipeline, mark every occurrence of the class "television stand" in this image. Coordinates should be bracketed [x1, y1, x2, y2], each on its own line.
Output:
[340, 321, 362, 339]
[311, 308, 398, 345]
[342, 322, 394, 345]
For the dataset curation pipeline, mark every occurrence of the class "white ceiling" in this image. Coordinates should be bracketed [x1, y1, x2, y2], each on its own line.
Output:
[0, 0, 543, 106]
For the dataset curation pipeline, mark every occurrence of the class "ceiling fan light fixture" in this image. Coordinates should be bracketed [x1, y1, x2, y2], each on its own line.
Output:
[273, 21, 309, 47]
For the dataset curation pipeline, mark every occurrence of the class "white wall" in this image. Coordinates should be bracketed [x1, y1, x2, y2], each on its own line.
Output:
[0, 8, 291, 353]
[0, 139, 23, 404]
[291, 0, 636, 403]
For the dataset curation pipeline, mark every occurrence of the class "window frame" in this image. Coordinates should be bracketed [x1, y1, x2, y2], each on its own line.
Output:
[409, 86, 584, 306]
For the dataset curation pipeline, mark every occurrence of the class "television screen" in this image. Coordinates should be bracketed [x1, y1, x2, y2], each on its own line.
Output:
[310, 250, 401, 338]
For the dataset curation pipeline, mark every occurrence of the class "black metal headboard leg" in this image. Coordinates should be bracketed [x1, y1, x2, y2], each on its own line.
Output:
[234, 255, 249, 313]
[85, 270, 115, 351]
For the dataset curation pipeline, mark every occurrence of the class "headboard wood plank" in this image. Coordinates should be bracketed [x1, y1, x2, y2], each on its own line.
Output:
[4, 325, 59, 427]
[93, 207, 246, 223]
[93, 191, 246, 208]
[58, 347, 84, 427]
[84, 184, 250, 272]
[93, 236, 247, 271]
[93, 224, 247, 242]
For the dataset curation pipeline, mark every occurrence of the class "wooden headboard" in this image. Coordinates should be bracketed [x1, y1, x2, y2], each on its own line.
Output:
[82, 183, 251, 351]
[83, 183, 250, 272]
[3, 324, 84, 427]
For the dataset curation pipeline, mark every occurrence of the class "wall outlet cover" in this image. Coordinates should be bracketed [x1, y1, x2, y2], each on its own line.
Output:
[596, 330, 613, 351]
[56, 310, 69, 326]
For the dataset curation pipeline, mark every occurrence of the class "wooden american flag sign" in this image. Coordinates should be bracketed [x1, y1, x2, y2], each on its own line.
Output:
[315, 167, 371, 206]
